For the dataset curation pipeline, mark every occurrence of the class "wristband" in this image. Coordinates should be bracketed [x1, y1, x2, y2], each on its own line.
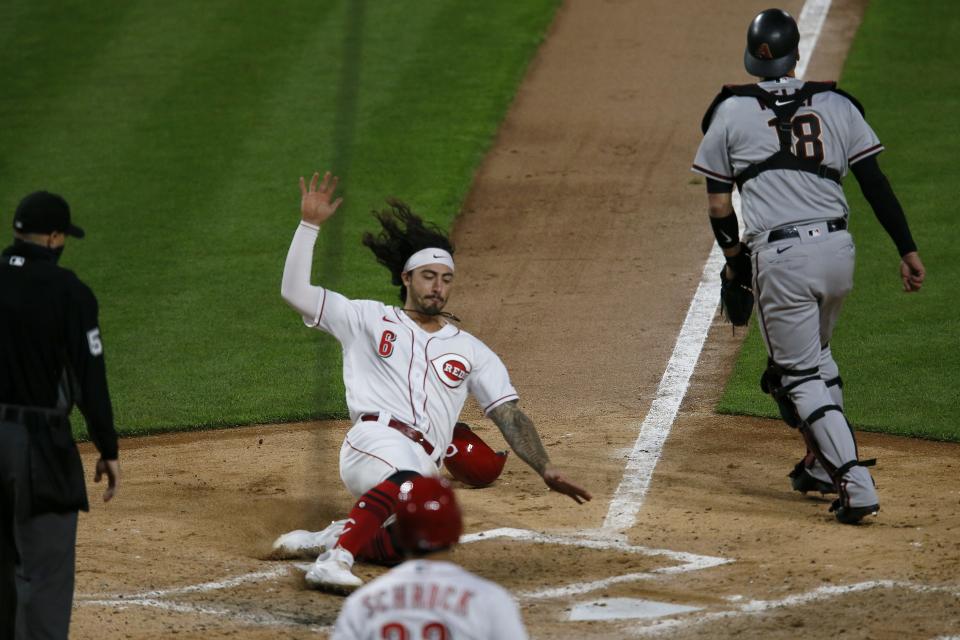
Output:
[710, 212, 740, 249]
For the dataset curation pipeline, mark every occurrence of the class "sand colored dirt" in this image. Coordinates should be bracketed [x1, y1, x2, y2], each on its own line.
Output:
[70, 1, 959, 638]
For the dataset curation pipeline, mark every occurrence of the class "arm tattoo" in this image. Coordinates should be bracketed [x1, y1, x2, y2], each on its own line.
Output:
[488, 400, 550, 475]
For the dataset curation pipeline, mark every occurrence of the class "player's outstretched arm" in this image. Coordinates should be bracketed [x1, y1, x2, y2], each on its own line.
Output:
[488, 400, 592, 504]
[281, 170, 345, 317]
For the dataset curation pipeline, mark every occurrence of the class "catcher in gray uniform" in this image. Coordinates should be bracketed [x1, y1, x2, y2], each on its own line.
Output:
[692, 8, 926, 524]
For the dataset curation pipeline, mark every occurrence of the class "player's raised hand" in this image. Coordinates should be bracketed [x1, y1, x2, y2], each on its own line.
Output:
[900, 252, 925, 292]
[542, 465, 592, 504]
[299, 171, 343, 226]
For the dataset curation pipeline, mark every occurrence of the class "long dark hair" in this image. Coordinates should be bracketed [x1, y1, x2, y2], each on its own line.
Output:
[361, 199, 455, 302]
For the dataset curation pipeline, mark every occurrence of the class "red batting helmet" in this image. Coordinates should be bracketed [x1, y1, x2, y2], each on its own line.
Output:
[443, 422, 508, 487]
[395, 476, 463, 553]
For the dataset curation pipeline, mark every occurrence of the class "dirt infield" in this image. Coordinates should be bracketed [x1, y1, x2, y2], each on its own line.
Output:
[71, 1, 960, 638]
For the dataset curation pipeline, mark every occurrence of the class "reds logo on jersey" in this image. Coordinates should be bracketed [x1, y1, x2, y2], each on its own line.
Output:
[430, 354, 471, 389]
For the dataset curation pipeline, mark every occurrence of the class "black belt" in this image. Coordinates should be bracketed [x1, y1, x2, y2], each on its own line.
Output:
[361, 414, 435, 456]
[768, 218, 847, 243]
[0, 403, 66, 423]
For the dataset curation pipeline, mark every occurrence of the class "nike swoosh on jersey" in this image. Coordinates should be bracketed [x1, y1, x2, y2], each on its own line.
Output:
[774, 99, 795, 106]
[776, 245, 793, 254]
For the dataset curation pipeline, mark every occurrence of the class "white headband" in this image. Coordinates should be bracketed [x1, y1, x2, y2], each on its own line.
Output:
[403, 247, 455, 274]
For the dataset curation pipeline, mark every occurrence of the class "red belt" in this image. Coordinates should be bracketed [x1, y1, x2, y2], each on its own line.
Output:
[361, 414, 435, 456]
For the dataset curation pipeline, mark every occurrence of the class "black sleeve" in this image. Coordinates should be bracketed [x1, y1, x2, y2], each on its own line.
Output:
[706, 178, 734, 194]
[850, 155, 917, 256]
[66, 279, 119, 459]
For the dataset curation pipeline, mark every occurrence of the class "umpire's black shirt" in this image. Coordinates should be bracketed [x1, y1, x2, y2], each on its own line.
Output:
[0, 240, 118, 508]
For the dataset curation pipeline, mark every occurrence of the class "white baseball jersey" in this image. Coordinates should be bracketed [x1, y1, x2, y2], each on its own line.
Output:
[692, 77, 883, 245]
[331, 560, 529, 640]
[282, 223, 518, 463]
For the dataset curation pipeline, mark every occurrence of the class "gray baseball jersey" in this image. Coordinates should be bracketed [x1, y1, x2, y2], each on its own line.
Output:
[693, 77, 883, 245]
[331, 559, 528, 640]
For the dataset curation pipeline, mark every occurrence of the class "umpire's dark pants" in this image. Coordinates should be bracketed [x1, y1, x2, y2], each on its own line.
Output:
[0, 421, 77, 640]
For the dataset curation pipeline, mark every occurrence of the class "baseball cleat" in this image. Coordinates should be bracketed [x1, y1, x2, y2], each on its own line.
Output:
[269, 519, 347, 560]
[788, 462, 836, 495]
[830, 500, 879, 525]
[304, 547, 363, 594]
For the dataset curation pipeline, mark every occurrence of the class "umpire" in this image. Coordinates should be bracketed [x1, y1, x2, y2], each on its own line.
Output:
[0, 191, 120, 639]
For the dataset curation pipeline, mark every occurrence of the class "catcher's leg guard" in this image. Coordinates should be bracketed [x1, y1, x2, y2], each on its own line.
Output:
[759, 359, 809, 429]
[762, 361, 837, 492]
[818, 344, 856, 487]
[786, 375, 878, 510]
[819, 344, 844, 408]
[796, 419, 877, 522]
[787, 346, 842, 488]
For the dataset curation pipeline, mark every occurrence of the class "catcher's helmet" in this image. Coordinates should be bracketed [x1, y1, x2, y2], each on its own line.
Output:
[395, 476, 463, 553]
[744, 8, 800, 78]
[443, 423, 508, 487]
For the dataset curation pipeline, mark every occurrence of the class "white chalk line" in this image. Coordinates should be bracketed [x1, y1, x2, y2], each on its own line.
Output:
[797, 0, 831, 78]
[76, 566, 289, 601]
[461, 527, 729, 568]
[602, 248, 725, 531]
[460, 527, 731, 600]
[628, 580, 960, 637]
[77, 527, 734, 623]
[76, 565, 332, 632]
[77, 596, 330, 633]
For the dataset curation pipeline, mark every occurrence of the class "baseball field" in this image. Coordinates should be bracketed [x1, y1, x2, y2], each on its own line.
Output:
[4, 0, 959, 638]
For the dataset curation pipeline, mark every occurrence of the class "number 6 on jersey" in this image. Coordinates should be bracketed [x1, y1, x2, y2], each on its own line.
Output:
[378, 330, 397, 358]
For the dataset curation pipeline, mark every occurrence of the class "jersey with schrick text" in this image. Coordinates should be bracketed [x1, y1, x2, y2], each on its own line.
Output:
[331, 560, 528, 640]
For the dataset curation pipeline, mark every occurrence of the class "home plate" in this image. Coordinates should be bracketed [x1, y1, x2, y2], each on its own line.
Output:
[569, 598, 701, 621]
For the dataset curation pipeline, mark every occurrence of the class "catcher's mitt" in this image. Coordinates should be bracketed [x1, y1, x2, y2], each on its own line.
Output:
[719, 246, 753, 326]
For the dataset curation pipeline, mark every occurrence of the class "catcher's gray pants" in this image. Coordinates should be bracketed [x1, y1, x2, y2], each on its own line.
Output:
[0, 421, 78, 640]
[752, 224, 878, 508]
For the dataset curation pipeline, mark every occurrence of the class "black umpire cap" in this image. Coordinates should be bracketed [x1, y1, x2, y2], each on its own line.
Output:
[13, 191, 85, 238]
[744, 8, 800, 78]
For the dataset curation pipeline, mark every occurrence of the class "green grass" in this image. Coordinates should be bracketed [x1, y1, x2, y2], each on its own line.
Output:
[718, 2, 960, 440]
[0, 0, 560, 437]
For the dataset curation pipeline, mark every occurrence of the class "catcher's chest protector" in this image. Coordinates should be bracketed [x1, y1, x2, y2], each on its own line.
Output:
[701, 82, 848, 190]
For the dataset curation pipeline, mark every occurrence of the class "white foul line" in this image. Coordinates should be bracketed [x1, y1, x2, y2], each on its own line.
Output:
[602, 0, 832, 534]
[797, 0, 832, 78]
[602, 248, 725, 531]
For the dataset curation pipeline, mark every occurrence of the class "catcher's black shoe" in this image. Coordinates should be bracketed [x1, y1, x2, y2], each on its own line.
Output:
[788, 461, 836, 495]
[829, 500, 879, 525]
